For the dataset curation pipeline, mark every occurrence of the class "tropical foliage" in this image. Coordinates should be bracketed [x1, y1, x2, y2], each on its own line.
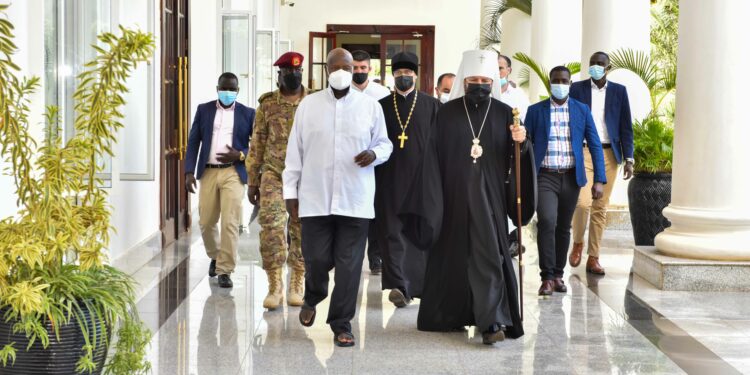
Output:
[480, 0, 532, 49]
[0, 3, 155, 374]
[513, 52, 580, 99]
[631, 115, 673, 174]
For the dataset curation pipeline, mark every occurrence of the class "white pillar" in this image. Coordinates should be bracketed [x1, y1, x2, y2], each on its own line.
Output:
[654, 0, 750, 261]
[529, 0, 582, 101]
[499, 9, 532, 85]
[580, 0, 651, 207]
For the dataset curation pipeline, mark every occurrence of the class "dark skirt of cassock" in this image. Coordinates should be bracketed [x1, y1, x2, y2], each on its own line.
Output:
[375, 92, 440, 299]
[399, 97, 536, 339]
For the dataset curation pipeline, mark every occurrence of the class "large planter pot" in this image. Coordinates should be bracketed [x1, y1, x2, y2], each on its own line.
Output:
[0, 303, 111, 375]
[627, 172, 672, 246]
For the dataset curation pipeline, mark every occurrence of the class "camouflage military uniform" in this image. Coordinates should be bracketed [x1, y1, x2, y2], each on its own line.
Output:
[246, 88, 308, 272]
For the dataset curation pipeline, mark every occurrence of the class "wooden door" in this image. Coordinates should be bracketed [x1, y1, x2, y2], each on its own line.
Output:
[160, 0, 190, 246]
[308, 32, 337, 90]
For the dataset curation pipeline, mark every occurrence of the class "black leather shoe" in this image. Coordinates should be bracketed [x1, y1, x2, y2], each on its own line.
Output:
[218, 274, 233, 288]
[208, 259, 217, 277]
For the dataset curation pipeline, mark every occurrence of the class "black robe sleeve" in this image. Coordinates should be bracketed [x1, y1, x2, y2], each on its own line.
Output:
[398, 130, 443, 250]
[506, 139, 537, 227]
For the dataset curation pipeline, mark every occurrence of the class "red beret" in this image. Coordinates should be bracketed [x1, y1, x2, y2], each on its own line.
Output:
[274, 52, 304, 68]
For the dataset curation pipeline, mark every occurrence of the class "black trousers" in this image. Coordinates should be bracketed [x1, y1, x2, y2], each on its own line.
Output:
[301, 215, 369, 334]
[367, 219, 382, 269]
[536, 170, 581, 281]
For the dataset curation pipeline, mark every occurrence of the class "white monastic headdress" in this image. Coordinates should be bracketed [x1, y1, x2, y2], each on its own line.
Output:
[448, 49, 503, 100]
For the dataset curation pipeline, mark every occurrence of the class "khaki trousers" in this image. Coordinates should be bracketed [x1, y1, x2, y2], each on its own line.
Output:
[572, 148, 619, 257]
[199, 167, 244, 274]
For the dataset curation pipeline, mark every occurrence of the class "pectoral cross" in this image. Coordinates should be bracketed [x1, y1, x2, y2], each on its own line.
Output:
[398, 131, 408, 149]
[479, 54, 486, 64]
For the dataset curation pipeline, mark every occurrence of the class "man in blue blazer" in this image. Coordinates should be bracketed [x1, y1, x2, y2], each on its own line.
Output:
[568, 52, 634, 276]
[525, 66, 606, 296]
[185, 72, 255, 288]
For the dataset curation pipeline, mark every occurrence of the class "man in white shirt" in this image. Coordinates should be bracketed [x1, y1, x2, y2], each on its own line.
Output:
[351, 50, 391, 274]
[283, 48, 392, 347]
[351, 50, 392, 100]
[498, 55, 530, 121]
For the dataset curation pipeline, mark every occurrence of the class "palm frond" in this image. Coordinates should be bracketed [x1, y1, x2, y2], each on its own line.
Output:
[609, 48, 659, 91]
[479, 0, 532, 49]
[512, 52, 549, 94]
[565, 62, 581, 76]
[517, 67, 530, 88]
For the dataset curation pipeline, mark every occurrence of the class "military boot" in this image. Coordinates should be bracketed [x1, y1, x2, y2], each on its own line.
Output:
[287, 268, 305, 306]
[263, 268, 284, 310]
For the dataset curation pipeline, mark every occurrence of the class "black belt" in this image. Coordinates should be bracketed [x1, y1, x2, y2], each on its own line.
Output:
[584, 143, 612, 149]
[540, 167, 574, 174]
[205, 163, 233, 169]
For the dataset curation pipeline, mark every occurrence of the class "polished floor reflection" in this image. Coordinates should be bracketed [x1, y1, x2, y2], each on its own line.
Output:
[121, 224, 750, 374]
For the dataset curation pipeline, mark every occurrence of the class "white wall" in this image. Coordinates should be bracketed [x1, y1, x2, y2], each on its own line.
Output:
[108, 0, 162, 260]
[499, 9, 532, 85]
[279, 0, 482, 90]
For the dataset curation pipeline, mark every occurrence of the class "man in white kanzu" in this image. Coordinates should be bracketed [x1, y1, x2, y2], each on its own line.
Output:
[283, 48, 393, 348]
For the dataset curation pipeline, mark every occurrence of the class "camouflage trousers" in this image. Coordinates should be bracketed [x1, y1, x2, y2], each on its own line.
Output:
[258, 172, 304, 271]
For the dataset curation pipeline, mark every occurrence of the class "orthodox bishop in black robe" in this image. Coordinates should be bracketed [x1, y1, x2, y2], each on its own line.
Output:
[375, 73, 440, 303]
[400, 50, 536, 342]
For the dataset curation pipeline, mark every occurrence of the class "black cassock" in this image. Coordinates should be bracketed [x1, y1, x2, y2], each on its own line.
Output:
[375, 91, 440, 299]
[400, 96, 536, 338]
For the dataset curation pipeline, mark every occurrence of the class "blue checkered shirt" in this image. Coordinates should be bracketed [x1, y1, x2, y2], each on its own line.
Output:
[541, 100, 575, 169]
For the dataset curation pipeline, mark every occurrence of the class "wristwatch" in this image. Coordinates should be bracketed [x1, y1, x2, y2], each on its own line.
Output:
[626, 158, 635, 164]
[239, 151, 246, 162]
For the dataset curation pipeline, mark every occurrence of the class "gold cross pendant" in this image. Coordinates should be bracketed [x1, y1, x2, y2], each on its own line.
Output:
[398, 131, 408, 149]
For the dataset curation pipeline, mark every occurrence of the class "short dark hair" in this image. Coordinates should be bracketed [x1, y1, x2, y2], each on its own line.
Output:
[218, 72, 238, 84]
[549, 66, 571, 77]
[437, 73, 455, 87]
[351, 50, 371, 62]
[591, 51, 610, 62]
[498, 54, 512, 67]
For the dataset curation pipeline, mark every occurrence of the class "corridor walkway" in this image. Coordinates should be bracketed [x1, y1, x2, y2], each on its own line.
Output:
[121, 223, 750, 374]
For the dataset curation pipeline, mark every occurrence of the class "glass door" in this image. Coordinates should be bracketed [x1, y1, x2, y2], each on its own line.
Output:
[308, 32, 337, 90]
[380, 34, 423, 91]
[222, 14, 252, 106]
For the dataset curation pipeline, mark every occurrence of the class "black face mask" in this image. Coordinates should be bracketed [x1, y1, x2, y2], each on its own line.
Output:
[352, 72, 369, 85]
[395, 76, 414, 92]
[282, 71, 302, 90]
[465, 83, 492, 103]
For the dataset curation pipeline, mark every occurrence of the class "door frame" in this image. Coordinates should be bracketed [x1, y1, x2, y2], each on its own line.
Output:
[326, 24, 435, 92]
[160, 0, 190, 247]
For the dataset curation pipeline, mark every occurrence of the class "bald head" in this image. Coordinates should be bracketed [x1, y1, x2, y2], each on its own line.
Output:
[327, 48, 354, 73]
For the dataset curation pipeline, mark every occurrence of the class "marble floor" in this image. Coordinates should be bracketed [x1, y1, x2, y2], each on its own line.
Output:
[120, 222, 750, 375]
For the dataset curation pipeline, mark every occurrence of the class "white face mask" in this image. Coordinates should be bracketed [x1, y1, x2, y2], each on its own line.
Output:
[328, 69, 353, 90]
[439, 93, 450, 104]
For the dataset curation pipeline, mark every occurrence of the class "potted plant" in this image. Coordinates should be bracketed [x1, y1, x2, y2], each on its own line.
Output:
[0, 4, 154, 374]
[610, 0, 678, 246]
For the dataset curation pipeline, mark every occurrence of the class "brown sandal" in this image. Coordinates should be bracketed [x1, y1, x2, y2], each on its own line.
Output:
[333, 331, 355, 347]
[299, 305, 316, 327]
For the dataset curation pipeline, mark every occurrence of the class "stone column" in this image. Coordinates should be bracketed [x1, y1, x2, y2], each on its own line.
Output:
[580, 0, 651, 206]
[499, 9, 532, 85]
[529, 0, 582, 101]
[654, 0, 750, 261]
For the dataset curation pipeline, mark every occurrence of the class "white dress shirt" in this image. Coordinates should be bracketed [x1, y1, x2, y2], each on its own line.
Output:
[499, 83, 530, 122]
[590, 79, 610, 143]
[208, 101, 235, 164]
[352, 80, 392, 100]
[283, 88, 393, 219]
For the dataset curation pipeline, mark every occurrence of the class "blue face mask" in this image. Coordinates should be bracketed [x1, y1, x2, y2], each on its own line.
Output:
[589, 65, 606, 80]
[218, 90, 238, 106]
[499, 76, 508, 87]
[550, 84, 570, 100]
